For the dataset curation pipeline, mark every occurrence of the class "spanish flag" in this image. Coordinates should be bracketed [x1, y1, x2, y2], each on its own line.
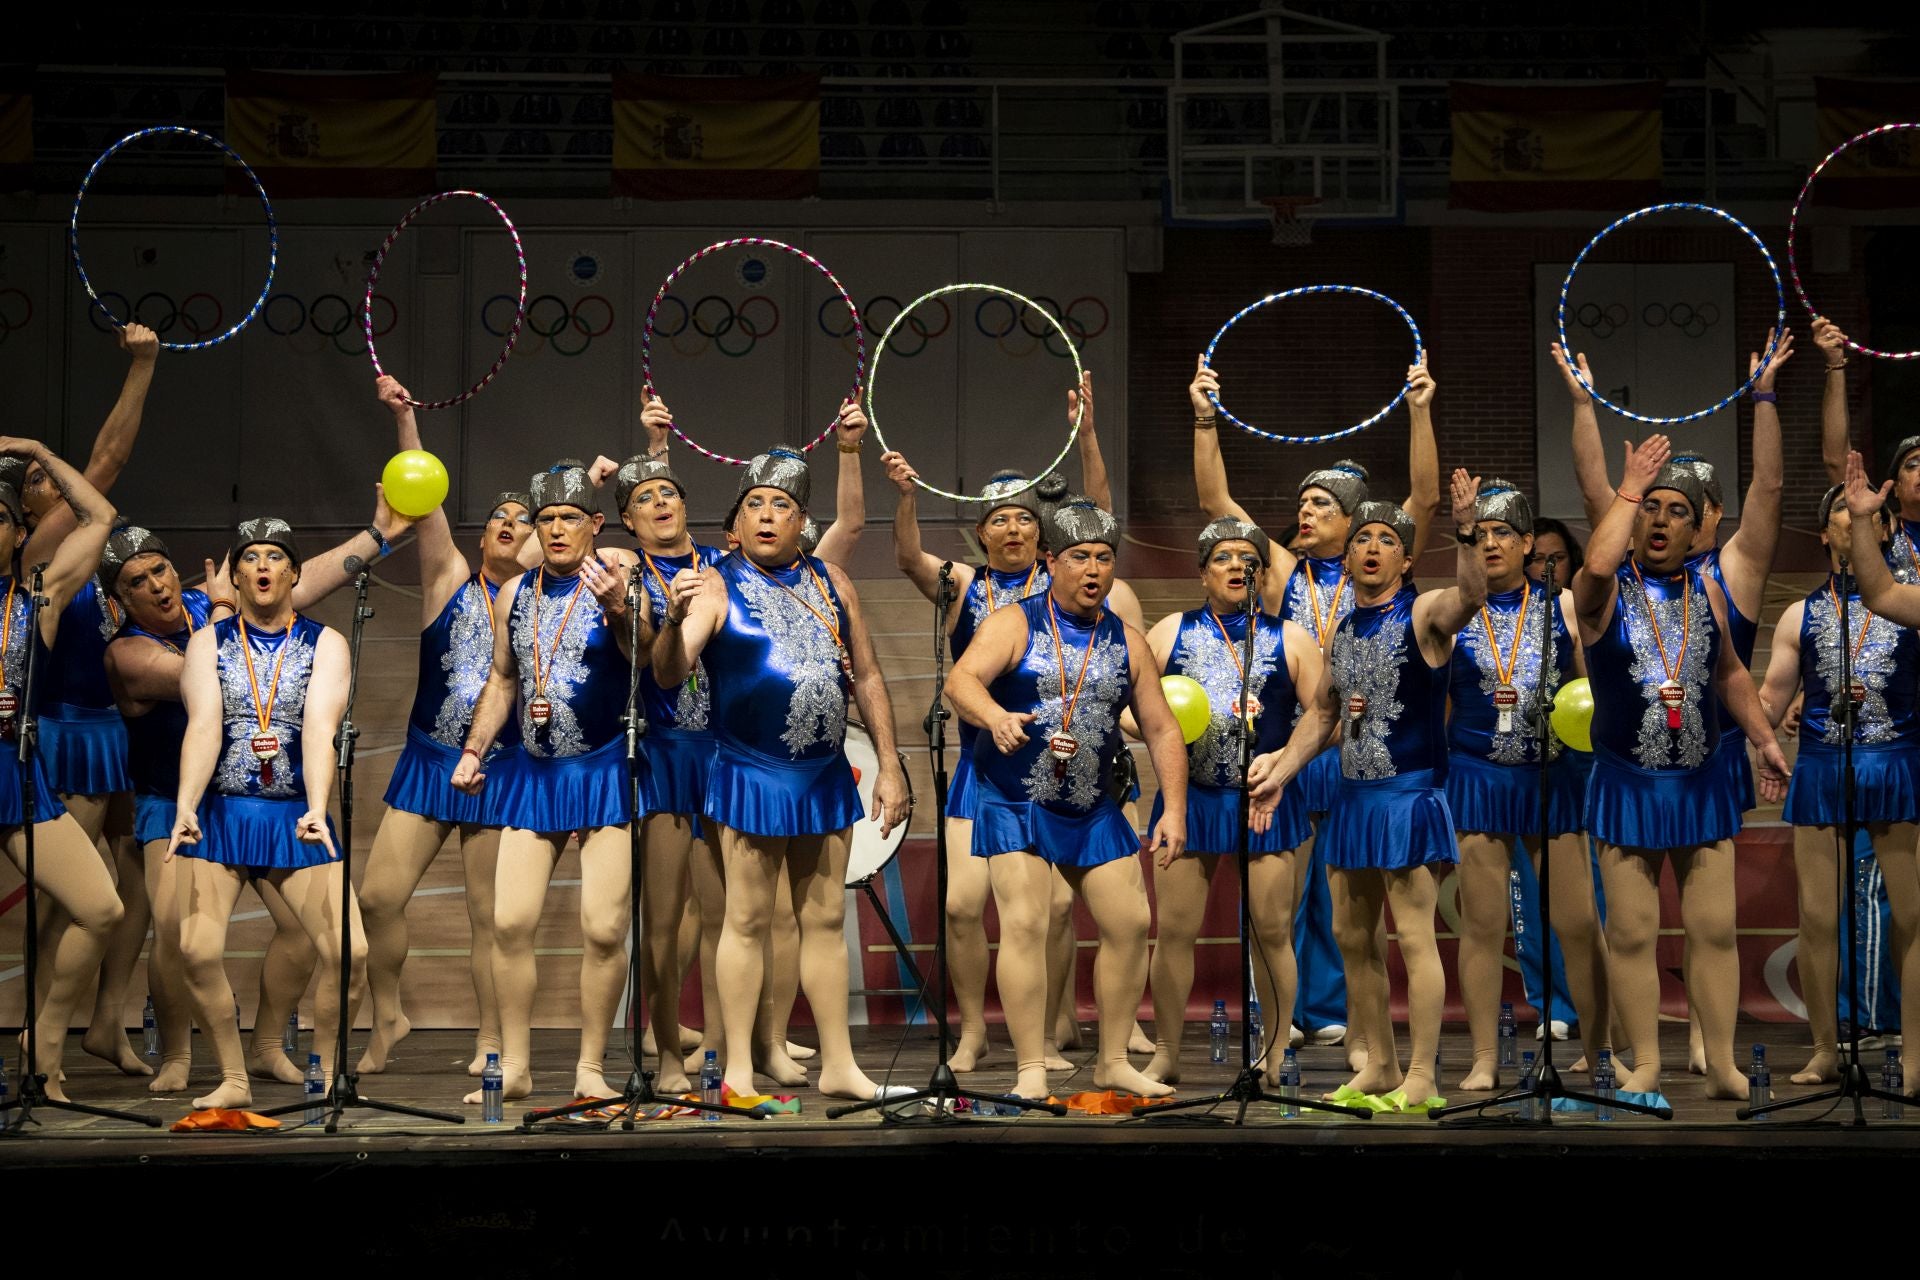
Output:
[225, 71, 436, 197]
[1812, 78, 1920, 209]
[1449, 82, 1662, 212]
[613, 74, 819, 200]
[0, 91, 30, 191]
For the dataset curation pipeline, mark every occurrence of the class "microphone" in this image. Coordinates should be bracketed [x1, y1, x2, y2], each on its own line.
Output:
[937, 560, 956, 606]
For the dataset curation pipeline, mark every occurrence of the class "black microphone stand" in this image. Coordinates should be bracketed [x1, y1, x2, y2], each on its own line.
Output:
[524, 563, 754, 1127]
[260, 572, 462, 1131]
[0, 568, 158, 1131]
[1436, 554, 1667, 1122]
[832, 561, 1062, 1120]
[1744, 556, 1904, 1123]
[1145, 579, 1369, 1123]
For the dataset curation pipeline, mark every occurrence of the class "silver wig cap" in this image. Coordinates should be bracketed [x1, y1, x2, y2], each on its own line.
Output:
[1668, 453, 1723, 509]
[231, 516, 300, 568]
[1197, 515, 1271, 568]
[1299, 460, 1371, 516]
[974, 470, 1044, 523]
[1647, 463, 1707, 524]
[1474, 478, 1533, 535]
[489, 490, 533, 517]
[530, 459, 598, 516]
[615, 456, 686, 512]
[100, 524, 172, 593]
[1045, 493, 1121, 553]
[728, 445, 812, 529]
[1346, 500, 1414, 551]
[800, 515, 821, 555]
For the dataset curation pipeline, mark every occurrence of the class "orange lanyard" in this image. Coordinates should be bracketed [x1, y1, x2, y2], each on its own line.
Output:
[1045, 595, 1099, 733]
[749, 558, 847, 655]
[237, 615, 293, 733]
[1208, 609, 1250, 685]
[983, 562, 1040, 613]
[0, 578, 15, 678]
[1477, 588, 1533, 688]
[149, 605, 197, 656]
[1302, 565, 1349, 649]
[473, 573, 502, 638]
[1627, 559, 1689, 686]
[640, 551, 674, 612]
[1827, 580, 1874, 663]
[529, 568, 587, 700]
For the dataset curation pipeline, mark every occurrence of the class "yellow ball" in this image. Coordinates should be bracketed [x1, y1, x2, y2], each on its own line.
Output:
[381, 449, 449, 518]
[1160, 674, 1211, 744]
[1550, 677, 1594, 753]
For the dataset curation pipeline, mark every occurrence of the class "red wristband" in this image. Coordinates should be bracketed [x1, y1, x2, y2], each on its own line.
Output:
[1616, 488, 1644, 505]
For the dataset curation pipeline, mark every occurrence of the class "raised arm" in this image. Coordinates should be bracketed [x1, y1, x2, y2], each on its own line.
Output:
[22, 323, 158, 571]
[379, 376, 467, 619]
[1815, 318, 1853, 484]
[1414, 469, 1488, 646]
[1070, 370, 1113, 513]
[294, 627, 350, 857]
[1756, 600, 1805, 729]
[1191, 354, 1251, 523]
[813, 399, 869, 568]
[166, 628, 222, 857]
[880, 449, 972, 604]
[1573, 434, 1671, 638]
[1720, 329, 1791, 608]
[290, 484, 420, 610]
[451, 575, 523, 794]
[1552, 343, 1612, 529]
[1401, 361, 1440, 562]
[1844, 451, 1920, 625]
[1, 439, 116, 620]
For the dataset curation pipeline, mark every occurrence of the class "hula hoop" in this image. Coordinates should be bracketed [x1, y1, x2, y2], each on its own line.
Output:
[1558, 203, 1785, 425]
[365, 189, 527, 410]
[1789, 123, 1920, 360]
[866, 283, 1083, 503]
[69, 126, 277, 351]
[1202, 286, 1424, 445]
[642, 237, 863, 467]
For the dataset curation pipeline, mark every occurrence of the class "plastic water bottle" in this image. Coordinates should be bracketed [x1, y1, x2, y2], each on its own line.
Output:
[1517, 1051, 1537, 1120]
[142, 996, 159, 1058]
[480, 1053, 504, 1123]
[1747, 1044, 1771, 1118]
[1248, 996, 1264, 1062]
[1208, 1000, 1229, 1064]
[283, 1012, 300, 1057]
[1593, 1048, 1616, 1122]
[700, 1049, 722, 1120]
[1278, 1048, 1300, 1118]
[1497, 1002, 1517, 1068]
[303, 1053, 326, 1125]
[1883, 1049, 1904, 1120]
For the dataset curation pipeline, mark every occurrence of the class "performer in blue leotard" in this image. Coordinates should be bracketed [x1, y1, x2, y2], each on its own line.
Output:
[655, 446, 911, 1102]
[1139, 516, 1320, 1088]
[1446, 479, 1610, 1092]
[1190, 352, 1439, 1057]
[357, 376, 536, 1080]
[169, 518, 359, 1113]
[1252, 473, 1484, 1113]
[452, 459, 648, 1107]
[1760, 483, 1920, 1091]
[1573, 438, 1790, 1102]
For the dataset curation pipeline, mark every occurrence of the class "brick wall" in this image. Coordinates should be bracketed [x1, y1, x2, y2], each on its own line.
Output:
[1127, 221, 1878, 537]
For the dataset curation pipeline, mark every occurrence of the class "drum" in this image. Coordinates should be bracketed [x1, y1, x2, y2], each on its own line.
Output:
[843, 720, 908, 886]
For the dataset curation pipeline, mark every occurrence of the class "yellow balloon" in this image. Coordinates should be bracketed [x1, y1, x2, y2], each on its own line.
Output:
[1550, 677, 1594, 753]
[382, 449, 449, 518]
[1161, 674, 1211, 744]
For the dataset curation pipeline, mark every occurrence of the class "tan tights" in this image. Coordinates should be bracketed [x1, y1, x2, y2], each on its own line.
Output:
[1455, 831, 1611, 1089]
[1599, 840, 1744, 1098]
[633, 812, 696, 1091]
[1330, 863, 1444, 1100]
[356, 809, 501, 1075]
[945, 816, 995, 1070]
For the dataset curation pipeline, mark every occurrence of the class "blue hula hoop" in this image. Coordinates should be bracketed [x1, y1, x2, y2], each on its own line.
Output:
[1202, 285, 1425, 445]
[69, 125, 277, 352]
[1557, 202, 1785, 426]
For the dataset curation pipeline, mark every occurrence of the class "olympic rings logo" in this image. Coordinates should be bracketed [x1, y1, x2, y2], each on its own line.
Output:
[819, 294, 949, 357]
[0, 288, 32, 344]
[87, 290, 228, 344]
[1571, 300, 1721, 341]
[259, 292, 398, 356]
[481, 291, 614, 358]
[649, 292, 778, 358]
[973, 294, 1108, 358]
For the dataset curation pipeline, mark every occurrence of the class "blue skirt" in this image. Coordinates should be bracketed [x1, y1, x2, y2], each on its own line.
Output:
[1445, 750, 1585, 838]
[1784, 739, 1920, 827]
[0, 748, 67, 826]
[38, 704, 131, 797]
[189, 793, 337, 871]
[1150, 780, 1311, 856]
[705, 738, 861, 839]
[641, 726, 715, 820]
[946, 749, 979, 823]
[1710, 725, 1756, 813]
[491, 736, 636, 834]
[134, 794, 174, 846]
[1297, 745, 1341, 816]
[1319, 768, 1458, 871]
[1585, 746, 1742, 850]
[971, 774, 1139, 869]
[384, 726, 525, 827]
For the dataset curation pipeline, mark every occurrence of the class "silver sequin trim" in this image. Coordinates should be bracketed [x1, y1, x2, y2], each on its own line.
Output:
[1330, 614, 1407, 780]
[213, 626, 314, 799]
[1019, 621, 1131, 807]
[732, 564, 848, 758]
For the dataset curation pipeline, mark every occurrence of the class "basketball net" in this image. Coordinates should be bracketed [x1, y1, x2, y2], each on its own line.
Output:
[1262, 196, 1319, 248]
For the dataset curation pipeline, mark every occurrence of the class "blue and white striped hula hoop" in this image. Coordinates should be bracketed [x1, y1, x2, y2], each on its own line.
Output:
[68, 126, 277, 352]
[1557, 203, 1785, 425]
[1201, 285, 1424, 445]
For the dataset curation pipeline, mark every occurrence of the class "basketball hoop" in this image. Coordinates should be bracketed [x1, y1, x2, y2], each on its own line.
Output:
[1261, 196, 1319, 248]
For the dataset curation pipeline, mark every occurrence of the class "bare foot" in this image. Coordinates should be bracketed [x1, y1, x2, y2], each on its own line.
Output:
[1331, 1063, 1403, 1098]
[573, 1068, 616, 1101]
[1455, 1063, 1499, 1092]
[148, 1057, 192, 1094]
[753, 1042, 810, 1088]
[357, 1013, 412, 1074]
[1094, 1061, 1175, 1098]
[467, 1037, 502, 1077]
[947, 1036, 993, 1073]
[1704, 1065, 1749, 1101]
[247, 1047, 305, 1086]
[192, 1079, 254, 1111]
[1043, 1039, 1074, 1072]
[817, 1063, 885, 1100]
[680, 1025, 703, 1053]
[1140, 1052, 1181, 1086]
[1569, 1055, 1589, 1073]
[683, 1041, 721, 1075]
[642, 1026, 658, 1057]
[465, 1070, 532, 1104]
[1348, 1044, 1369, 1073]
[1400, 1064, 1438, 1101]
[82, 1027, 155, 1077]
[1619, 1063, 1662, 1094]
[1128, 1021, 1154, 1056]
[1055, 1017, 1083, 1050]
[1791, 1052, 1840, 1086]
[1688, 1051, 1706, 1075]
[785, 1040, 817, 1061]
[1012, 1067, 1051, 1100]
[655, 1065, 693, 1094]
